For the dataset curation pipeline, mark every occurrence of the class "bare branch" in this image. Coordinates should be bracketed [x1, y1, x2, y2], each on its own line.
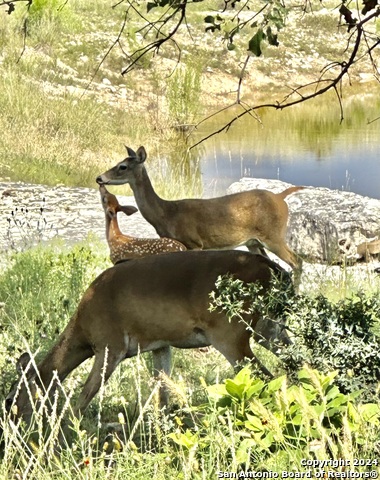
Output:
[190, 10, 377, 149]
[81, 8, 130, 97]
[121, 2, 187, 76]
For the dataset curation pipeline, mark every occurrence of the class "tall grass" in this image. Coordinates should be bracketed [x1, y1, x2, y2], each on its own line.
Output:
[0, 63, 146, 187]
[0, 0, 202, 197]
[1, 244, 380, 478]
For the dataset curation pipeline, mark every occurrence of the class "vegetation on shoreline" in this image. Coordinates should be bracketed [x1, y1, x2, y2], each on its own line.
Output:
[1, 0, 379, 195]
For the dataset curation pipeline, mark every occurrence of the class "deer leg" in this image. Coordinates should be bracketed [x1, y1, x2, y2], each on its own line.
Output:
[246, 239, 269, 258]
[73, 348, 126, 418]
[209, 328, 273, 378]
[152, 346, 172, 408]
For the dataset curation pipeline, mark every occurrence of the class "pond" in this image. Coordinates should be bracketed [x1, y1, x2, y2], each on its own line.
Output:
[190, 93, 380, 199]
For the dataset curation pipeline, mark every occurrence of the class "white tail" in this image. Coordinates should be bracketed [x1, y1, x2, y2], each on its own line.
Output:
[99, 184, 186, 264]
[96, 146, 304, 285]
[6, 250, 291, 421]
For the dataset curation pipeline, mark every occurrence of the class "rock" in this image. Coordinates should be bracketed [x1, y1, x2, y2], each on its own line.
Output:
[2, 179, 380, 269]
[0, 182, 157, 254]
[227, 178, 380, 264]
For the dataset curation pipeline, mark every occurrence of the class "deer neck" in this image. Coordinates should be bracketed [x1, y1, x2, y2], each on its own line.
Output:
[128, 167, 167, 224]
[105, 214, 124, 242]
[36, 318, 92, 388]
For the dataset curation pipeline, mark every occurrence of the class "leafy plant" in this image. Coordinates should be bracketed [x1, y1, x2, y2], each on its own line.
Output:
[210, 274, 380, 398]
[167, 62, 202, 126]
[168, 366, 380, 469]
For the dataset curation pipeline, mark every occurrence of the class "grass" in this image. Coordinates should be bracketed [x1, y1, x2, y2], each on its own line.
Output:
[2, 0, 374, 197]
[0, 243, 379, 478]
[0, 0, 205, 196]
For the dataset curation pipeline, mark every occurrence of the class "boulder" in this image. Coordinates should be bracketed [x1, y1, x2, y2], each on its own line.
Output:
[227, 178, 380, 264]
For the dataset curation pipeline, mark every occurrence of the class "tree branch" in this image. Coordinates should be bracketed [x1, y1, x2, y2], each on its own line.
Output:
[189, 10, 374, 149]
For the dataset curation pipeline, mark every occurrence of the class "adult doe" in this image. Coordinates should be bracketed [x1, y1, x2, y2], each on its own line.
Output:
[96, 146, 304, 285]
[6, 250, 291, 422]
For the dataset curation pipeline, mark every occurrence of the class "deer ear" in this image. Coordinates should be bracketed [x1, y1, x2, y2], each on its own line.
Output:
[120, 205, 138, 216]
[125, 146, 136, 158]
[136, 146, 147, 163]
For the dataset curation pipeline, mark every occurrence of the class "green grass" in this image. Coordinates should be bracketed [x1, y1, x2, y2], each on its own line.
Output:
[0, 243, 379, 478]
[0, 0, 204, 196]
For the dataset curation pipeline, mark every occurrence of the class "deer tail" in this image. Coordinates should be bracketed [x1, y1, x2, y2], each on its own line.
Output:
[277, 186, 305, 200]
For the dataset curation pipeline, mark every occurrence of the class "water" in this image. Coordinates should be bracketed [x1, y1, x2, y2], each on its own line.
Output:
[191, 95, 380, 199]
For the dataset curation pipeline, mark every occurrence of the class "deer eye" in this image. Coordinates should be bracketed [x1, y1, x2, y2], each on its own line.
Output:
[119, 164, 128, 171]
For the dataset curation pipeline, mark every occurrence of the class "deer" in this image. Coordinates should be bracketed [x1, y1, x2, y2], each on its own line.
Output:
[356, 239, 380, 262]
[6, 250, 291, 426]
[96, 146, 304, 287]
[99, 184, 186, 263]
[99, 184, 186, 405]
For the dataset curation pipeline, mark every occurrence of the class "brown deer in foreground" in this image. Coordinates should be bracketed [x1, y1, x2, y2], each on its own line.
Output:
[6, 250, 291, 423]
[99, 184, 186, 405]
[99, 184, 186, 263]
[96, 146, 304, 286]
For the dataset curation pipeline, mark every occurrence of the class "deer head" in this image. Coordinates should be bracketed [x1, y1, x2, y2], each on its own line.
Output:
[99, 184, 138, 220]
[97, 146, 147, 186]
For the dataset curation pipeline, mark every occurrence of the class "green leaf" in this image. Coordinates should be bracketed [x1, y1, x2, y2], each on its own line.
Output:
[244, 413, 265, 432]
[167, 430, 198, 449]
[290, 414, 303, 425]
[248, 28, 265, 57]
[225, 378, 246, 399]
[260, 431, 274, 449]
[358, 403, 380, 423]
[246, 379, 265, 399]
[207, 383, 228, 400]
[267, 375, 286, 393]
[236, 438, 258, 463]
[234, 366, 252, 384]
[326, 395, 347, 410]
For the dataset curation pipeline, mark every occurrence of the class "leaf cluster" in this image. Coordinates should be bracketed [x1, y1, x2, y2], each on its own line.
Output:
[210, 274, 380, 398]
[169, 366, 380, 465]
[204, 0, 286, 56]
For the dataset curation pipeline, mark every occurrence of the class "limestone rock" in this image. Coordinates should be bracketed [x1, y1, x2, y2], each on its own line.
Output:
[227, 178, 380, 264]
[0, 182, 157, 254]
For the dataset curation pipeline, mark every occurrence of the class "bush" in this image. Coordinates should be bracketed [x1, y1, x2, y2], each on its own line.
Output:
[210, 274, 380, 398]
[169, 367, 380, 470]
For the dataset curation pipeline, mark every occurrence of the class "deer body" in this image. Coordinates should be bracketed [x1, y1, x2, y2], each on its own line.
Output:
[7, 250, 290, 421]
[96, 147, 303, 280]
[99, 185, 186, 263]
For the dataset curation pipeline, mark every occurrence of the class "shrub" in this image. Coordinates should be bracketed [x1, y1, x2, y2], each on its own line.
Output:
[169, 366, 380, 469]
[210, 274, 380, 398]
